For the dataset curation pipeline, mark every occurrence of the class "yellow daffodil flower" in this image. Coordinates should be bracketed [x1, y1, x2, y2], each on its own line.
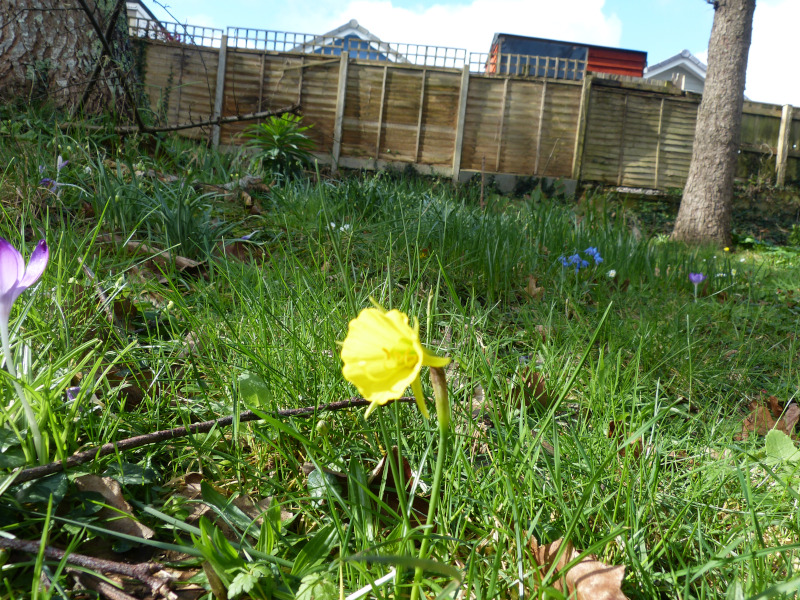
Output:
[341, 301, 450, 418]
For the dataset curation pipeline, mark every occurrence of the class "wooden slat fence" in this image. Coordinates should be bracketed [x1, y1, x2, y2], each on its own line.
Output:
[131, 23, 800, 189]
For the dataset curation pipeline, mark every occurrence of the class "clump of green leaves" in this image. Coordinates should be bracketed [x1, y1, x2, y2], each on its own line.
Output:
[245, 114, 315, 180]
[788, 224, 800, 247]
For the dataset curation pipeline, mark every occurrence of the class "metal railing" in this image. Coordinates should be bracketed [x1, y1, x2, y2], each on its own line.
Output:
[225, 26, 466, 68]
[469, 52, 586, 80]
[130, 19, 588, 79]
[128, 18, 223, 48]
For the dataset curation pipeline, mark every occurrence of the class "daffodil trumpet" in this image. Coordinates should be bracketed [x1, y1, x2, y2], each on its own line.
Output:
[340, 300, 449, 420]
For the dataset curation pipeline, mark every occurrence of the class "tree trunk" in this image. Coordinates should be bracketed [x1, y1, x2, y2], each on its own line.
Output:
[671, 0, 756, 246]
[0, 0, 136, 115]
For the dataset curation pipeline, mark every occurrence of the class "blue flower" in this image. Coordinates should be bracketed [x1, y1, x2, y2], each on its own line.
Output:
[584, 247, 603, 264]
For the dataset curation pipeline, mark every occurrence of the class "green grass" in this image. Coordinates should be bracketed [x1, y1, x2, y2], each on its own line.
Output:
[2, 109, 800, 599]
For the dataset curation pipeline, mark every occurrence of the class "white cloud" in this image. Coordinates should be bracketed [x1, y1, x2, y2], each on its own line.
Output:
[314, 0, 622, 56]
[746, 0, 799, 106]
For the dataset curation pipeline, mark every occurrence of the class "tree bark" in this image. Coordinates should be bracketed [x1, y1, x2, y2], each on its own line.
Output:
[671, 0, 756, 245]
[0, 0, 137, 115]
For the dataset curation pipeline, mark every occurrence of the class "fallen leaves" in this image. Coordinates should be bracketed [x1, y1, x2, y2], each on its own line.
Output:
[525, 276, 544, 300]
[737, 394, 800, 440]
[74, 475, 155, 540]
[510, 365, 551, 410]
[529, 537, 628, 599]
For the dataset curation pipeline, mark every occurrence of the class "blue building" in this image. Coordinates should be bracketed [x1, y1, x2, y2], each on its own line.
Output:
[291, 19, 409, 63]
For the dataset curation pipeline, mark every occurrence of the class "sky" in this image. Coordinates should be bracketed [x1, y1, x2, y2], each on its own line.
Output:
[143, 0, 799, 107]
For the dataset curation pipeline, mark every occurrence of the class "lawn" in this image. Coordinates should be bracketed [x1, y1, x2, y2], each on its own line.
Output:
[1, 111, 800, 599]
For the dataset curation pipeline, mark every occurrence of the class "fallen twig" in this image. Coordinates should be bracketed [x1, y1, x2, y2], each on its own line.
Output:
[0, 538, 176, 600]
[12, 397, 414, 485]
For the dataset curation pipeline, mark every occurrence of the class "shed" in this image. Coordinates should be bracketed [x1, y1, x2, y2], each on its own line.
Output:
[487, 33, 647, 79]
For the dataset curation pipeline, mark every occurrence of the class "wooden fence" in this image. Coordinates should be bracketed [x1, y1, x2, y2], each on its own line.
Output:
[132, 24, 800, 189]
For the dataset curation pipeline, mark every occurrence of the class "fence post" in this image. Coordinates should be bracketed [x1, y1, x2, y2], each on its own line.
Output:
[534, 80, 547, 174]
[451, 64, 470, 183]
[331, 51, 349, 174]
[211, 34, 228, 149]
[776, 104, 794, 186]
[571, 74, 593, 182]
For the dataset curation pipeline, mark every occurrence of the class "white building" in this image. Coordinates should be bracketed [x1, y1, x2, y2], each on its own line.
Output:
[644, 49, 707, 94]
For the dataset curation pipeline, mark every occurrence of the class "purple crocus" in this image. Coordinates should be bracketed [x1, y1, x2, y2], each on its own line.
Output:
[57, 155, 68, 171]
[689, 272, 705, 302]
[0, 238, 49, 329]
[0, 238, 48, 461]
[39, 177, 59, 191]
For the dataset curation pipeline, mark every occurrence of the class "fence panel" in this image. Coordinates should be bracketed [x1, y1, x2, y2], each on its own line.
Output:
[341, 63, 384, 159]
[132, 26, 796, 189]
[538, 82, 582, 177]
[417, 70, 461, 165]
[459, 76, 504, 172]
[136, 41, 219, 140]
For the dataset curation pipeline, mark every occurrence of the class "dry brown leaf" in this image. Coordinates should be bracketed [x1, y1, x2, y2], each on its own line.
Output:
[215, 240, 265, 262]
[607, 420, 643, 459]
[525, 276, 545, 300]
[510, 366, 550, 409]
[530, 537, 628, 599]
[74, 475, 155, 540]
[97, 234, 203, 273]
[368, 447, 430, 525]
[105, 367, 153, 409]
[536, 325, 550, 343]
[112, 296, 141, 330]
[737, 396, 800, 440]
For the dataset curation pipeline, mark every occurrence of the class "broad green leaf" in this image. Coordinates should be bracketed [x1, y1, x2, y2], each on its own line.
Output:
[291, 524, 338, 576]
[765, 430, 800, 463]
[200, 480, 258, 534]
[103, 461, 158, 486]
[15, 473, 68, 506]
[239, 372, 272, 408]
[295, 572, 337, 600]
[0, 447, 26, 469]
[307, 468, 342, 506]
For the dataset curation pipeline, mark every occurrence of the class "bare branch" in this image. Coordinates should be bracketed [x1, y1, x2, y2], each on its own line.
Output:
[74, 0, 127, 116]
[61, 104, 301, 135]
[73, 0, 148, 132]
[11, 396, 414, 484]
[0, 538, 175, 600]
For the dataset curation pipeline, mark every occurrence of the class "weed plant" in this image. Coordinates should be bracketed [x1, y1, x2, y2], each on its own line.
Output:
[1, 110, 800, 598]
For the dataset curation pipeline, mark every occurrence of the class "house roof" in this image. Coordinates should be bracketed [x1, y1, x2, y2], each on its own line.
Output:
[126, 0, 161, 24]
[292, 19, 409, 63]
[644, 49, 707, 80]
[490, 33, 647, 59]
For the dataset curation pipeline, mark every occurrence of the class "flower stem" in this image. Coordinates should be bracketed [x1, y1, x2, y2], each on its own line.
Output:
[0, 320, 44, 463]
[409, 425, 448, 600]
[410, 366, 450, 600]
